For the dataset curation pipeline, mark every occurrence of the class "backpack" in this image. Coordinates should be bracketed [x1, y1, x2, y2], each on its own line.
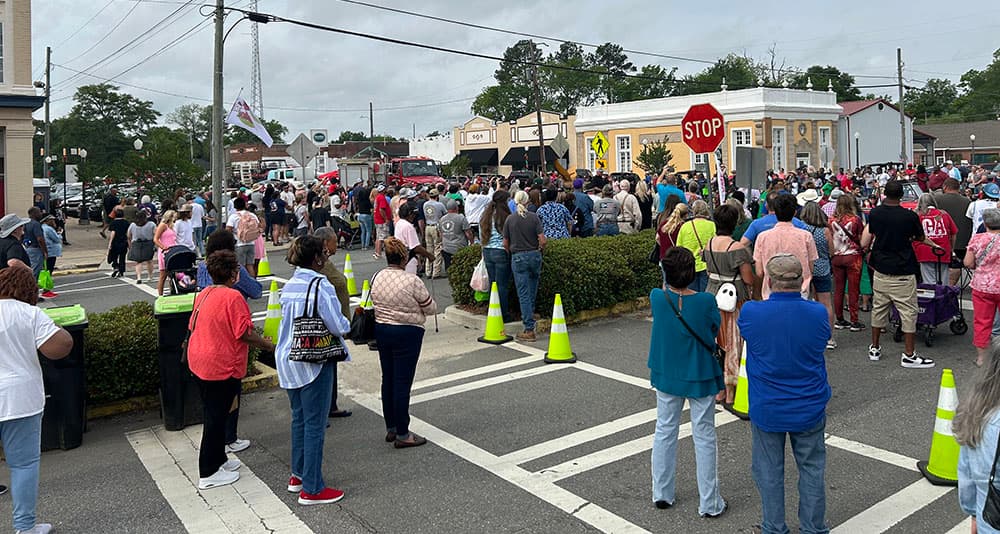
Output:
[235, 211, 261, 242]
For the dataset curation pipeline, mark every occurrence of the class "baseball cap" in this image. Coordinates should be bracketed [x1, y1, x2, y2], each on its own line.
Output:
[0, 213, 29, 238]
[376, 184, 386, 192]
[945, 160, 954, 165]
[830, 188, 844, 200]
[429, 189, 439, 197]
[573, 178, 584, 189]
[406, 189, 419, 199]
[984, 182, 1000, 199]
[766, 253, 803, 282]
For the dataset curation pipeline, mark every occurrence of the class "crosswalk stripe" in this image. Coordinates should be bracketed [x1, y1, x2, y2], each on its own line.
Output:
[830, 478, 953, 533]
[409, 364, 565, 405]
[127, 425, 313, 534]
[944, 517, 973, 534]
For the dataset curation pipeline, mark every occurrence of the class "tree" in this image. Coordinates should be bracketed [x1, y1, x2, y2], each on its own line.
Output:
[676, 53, 764, 96]
[68, 83, 159, 137]
[166, 103, 210, 160]
[633, 136, 673, 175]
[441, 154, 470, 178]
[337, 130, 368, 142]
[542, 42, 600, 114]
[472, 40, 545, 121]
[425, 130, 442, 137]
[789, 65, 861, 102]
[127, 126, 205, 201]
[904, 78, 959, 123]
[953, 49, 1000, 122]
[589, 43, 637, 104]
[618, 64, 678, 102]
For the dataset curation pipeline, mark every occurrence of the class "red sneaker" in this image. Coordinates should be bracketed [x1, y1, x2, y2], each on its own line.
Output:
[298, 487, 344, 506]
[41, 291, 58, 299]
[287, 475, 302, 493]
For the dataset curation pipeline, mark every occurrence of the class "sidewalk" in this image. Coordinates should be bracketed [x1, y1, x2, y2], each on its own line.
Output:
[53, 222, 290, 274]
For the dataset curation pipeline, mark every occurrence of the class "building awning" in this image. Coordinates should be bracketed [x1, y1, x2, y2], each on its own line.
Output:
[459, 148, 498, 166]
[500, 145, 560, 166]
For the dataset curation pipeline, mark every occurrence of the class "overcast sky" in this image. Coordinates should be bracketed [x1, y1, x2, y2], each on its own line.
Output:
[31, 0, 1000, 143]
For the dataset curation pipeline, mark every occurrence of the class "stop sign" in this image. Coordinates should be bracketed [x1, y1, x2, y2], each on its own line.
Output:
[681, 103, 725, 154]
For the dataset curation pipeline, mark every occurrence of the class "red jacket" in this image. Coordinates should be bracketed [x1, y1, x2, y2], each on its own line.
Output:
[928, 171, 949, 191]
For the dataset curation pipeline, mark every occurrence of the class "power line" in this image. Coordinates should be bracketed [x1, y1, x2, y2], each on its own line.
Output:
[59, 0, 144, 67]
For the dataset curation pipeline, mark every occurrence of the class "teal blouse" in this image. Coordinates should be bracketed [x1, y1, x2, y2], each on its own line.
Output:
[647, 288, 724, 398]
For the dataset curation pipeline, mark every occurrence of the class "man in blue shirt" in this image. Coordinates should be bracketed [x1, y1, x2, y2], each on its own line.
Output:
[656, 166, 687, 213]
[739, 191, 809, 246]
[738, 254, 831, 534]
[571, 179, 595, 237]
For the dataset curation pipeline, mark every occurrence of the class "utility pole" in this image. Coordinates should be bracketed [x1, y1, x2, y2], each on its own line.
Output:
[533, 64, 546, 174]
[368, 102, 374, 160]
[211, 0, 224, 217]
[897, 48, 907, 165]
[43, 46, 51, 181]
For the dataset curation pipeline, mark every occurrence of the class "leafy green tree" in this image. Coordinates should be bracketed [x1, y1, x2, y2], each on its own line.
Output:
[166, 103, 210, 160]
[904, 78, 959, 123]
[618, 65, 678, 102]
[633, 136, 673, 175]
[337, 130, 368, 142]
[676, 53, 764, 96]
[472, 39, 545, 121]
[789, 65, 861, 102]
[954, 49, 1000, 122]
[127, 126, 206, 201]
[543, 42, 599, 114]
[589, 43, 637, 104]
[68, 83, 159, 137]
[441, 154, 471, 178]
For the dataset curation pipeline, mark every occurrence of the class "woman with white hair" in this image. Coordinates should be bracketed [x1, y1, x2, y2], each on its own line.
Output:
[913, 193, 957, 284]
[503, 190, 546, 342]
[615, 179, 641, 234]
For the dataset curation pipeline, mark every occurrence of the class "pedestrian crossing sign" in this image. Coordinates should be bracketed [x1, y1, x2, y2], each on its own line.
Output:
[591, 132, 608, 159]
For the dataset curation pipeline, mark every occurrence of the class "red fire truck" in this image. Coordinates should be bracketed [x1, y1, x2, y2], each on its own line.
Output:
[386, 157, 446, 188]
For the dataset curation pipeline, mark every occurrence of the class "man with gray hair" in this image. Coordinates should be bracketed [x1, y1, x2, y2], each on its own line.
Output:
[738, 253, 831, 534]
[614, 179, 641, 234]
[439, 199, 473, 272]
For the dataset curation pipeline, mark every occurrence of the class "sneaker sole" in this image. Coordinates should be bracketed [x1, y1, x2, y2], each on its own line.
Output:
[901, 362, 935, 369]
[198, 477, 239, 490]
[298, 494, 345, 505]
[225, 443, 251, 453]
[850, 327, 864, 332]
[869, 356, 881, 361]
[287, 485, 302, 493]
[833, 324, 849, 330]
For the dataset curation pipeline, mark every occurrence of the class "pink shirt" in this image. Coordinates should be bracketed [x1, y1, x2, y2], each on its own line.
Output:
[968, 232, 1000, 294]
[753, 222, 819, 299]
[394, 218, 421, 274]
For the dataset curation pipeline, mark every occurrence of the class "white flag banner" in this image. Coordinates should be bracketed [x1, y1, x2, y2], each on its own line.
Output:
[225, 97, 273, 147]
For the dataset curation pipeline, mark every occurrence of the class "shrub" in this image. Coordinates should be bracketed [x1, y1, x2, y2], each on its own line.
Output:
[85, 301, 262, 405]
[448, 230, 660, 317]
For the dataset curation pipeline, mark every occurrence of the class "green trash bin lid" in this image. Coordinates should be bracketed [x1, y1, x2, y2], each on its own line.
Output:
[42, 304, 87, 328]
[154, 293, 197, 316]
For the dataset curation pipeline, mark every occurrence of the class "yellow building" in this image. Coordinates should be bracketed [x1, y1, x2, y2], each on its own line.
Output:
[574, 87, 844, 179]
[453, 111, 578, 176]
[0, 0, 43, 216]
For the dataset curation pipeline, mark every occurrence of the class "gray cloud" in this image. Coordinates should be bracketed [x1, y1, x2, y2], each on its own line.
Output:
[32, 0, 1000, 141]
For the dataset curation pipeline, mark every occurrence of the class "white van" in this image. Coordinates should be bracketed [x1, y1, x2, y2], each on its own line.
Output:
[266, 167, 316, 186]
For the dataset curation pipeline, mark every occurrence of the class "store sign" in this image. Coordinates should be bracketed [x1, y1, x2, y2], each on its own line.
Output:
[517, 123, 560, 142]
[466, 130, 491, 145]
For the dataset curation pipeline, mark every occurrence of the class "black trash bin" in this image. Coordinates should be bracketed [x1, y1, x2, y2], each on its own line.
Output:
[154, 294, 202, 431]
[39, 305, 88, 451]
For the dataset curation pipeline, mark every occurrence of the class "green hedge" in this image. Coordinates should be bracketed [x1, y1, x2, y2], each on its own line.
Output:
[85, 301, 260, 405]
[447, 230, 661, 317]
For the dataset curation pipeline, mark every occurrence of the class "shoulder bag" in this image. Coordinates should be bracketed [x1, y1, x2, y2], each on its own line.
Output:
[289, 277, 348, 363]
[349, 270, 380, 345]
[977, 234, 998, 267]
[661, 291, 725, 371]
[706, 237, 739, 312]
[181, 288, 213, 365]
[982, 435, 1000, 528]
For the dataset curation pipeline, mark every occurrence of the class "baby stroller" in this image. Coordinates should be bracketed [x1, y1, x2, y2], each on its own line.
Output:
[162, 245, 199, 295]
[331, 214, 361, 250]
[890, 249, 968, 347]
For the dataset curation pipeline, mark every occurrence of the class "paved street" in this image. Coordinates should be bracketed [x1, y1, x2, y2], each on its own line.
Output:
[13, 266, 983, 533]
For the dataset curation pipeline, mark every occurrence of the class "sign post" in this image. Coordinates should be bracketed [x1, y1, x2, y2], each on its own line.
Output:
[681, 104, 726, 206]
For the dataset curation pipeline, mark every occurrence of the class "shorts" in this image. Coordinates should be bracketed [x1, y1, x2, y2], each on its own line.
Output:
[235, 244, 256, 267]
[103, 213, 112, 225]
[811, 274, 832, 293]
[376, 223, 390, 241]
[950, 249, 965, 269]
[871, 271, 917, 333]
[270, 212, 285, 226]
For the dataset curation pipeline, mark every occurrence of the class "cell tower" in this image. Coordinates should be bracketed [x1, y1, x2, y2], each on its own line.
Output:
[249, 0, 264, 119]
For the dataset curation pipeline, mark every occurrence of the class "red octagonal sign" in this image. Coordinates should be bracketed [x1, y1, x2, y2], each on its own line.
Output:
[681, 103, 725, 154]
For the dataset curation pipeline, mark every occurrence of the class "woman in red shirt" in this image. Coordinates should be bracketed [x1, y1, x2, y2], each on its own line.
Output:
[829, 194, 865, 330]
[187, 250, 274, 490]
[912, 194, 957, 284]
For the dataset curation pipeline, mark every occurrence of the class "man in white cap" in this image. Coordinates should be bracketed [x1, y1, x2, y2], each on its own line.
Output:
[967, 182, 999, 234]
[0, 213, 30, 270]
[945, 160, 962, 183]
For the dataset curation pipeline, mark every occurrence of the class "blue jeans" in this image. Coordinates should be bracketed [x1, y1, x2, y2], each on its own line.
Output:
[287, 362, 334, 494]
[375, 323, 424, 439]
[358, 214, 374, 248]
[483, 247, 513, 322]
[689, 270, 708, 292]
[596, 223, 619, 236]
[511, 250, 542, 332]
[192, 226, 205, 257]
[0, 413, 43, 531]
[751, 418, 828, 534]
[651, 392, 724, 515]
[26, 247, 44, 278]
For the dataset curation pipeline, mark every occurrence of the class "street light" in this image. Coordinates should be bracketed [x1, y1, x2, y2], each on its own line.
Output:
[971, 134, 976, 165]
[854, 132, 861, 169]
[134, 139, 143, 151]
[77, 148, 89, 225]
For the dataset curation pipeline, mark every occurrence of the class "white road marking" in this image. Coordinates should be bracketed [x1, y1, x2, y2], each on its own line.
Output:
[945, 517, 973, 534]
[346, 389, 651, 533]
[52, 276, 114, 288]
[409, 364, 566, 405]
[825, 434, 921, 472]
[534, 410, 740, 483]
[830, 478, 953, 534]
[127, 425, 313, 534]
[500, 408, 659, 466]
[51, 284, 125, 295]
[412, 354, 540, 391]
[505, 342, 653, 390]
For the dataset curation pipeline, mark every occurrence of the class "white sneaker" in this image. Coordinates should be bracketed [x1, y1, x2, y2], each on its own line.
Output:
[198, 468, 240, 489]
[826, 339, 837, 350]
[225, 438, 250, 453]
[868, 345, 881, 361]
[16, 524, 52, 534]
[221, 458, 241, 471]
[901, 352, 935, 369]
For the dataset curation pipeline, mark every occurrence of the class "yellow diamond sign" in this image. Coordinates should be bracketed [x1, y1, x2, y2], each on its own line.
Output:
[591, 132, 608, 159]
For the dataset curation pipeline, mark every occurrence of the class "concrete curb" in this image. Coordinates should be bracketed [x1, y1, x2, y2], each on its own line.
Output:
[85, 362, 279, 420]
[443, 296, 651, 335]
[54, 265, 102, 277]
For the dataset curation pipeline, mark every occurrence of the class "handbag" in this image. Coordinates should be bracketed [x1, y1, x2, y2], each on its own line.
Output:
[983, 436, 1000, 528]
[181, 288, 212, 365]
[37, 270, 53, 291]
[470, 256, 490, 292]
[348, 271, 379, 345]
[706, 237, 739, 312]
[662, 290, 725, 371]
[289, 277, 348, 363]
[647, 241, 661, 265]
